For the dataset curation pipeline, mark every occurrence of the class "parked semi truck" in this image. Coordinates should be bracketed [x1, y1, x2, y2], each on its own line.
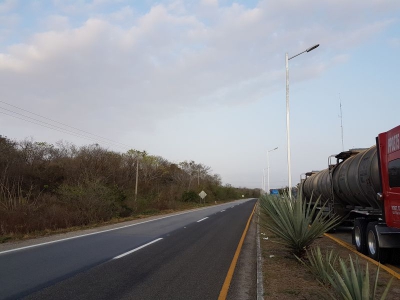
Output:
[301, 125, 400, 262]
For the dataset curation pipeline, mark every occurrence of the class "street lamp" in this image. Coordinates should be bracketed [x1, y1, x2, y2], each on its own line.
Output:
[267, 147, 278, 194]
[286, 44, 319, 198]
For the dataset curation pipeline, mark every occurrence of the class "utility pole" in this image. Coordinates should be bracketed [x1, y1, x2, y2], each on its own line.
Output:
[267, 147, 278, 194]
[339, 95, 344, 151]
[135, 157, 139, 202]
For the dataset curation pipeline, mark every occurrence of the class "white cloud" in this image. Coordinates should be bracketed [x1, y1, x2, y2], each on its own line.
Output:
[0, 13, 19, 27]
[200, 0, 218, 7]
[389, 37, 400, 48]
[331, 54, 349, 65]
[42, 15, 70, 31]
[0, 13, 20, 43]
[1, 0, 399, 161]
[167, 0, 188, 14]
[0, 0, 17, 14]
[110, 6, 134, 22]
[1, 1, 396, 91]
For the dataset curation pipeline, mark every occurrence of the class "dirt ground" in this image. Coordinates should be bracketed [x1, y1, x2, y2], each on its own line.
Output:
[259, 212, 400, 299]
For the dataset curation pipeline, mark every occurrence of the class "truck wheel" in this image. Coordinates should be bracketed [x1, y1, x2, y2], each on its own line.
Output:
[353, 218, 368, 254]
[366, 221, 391, 263]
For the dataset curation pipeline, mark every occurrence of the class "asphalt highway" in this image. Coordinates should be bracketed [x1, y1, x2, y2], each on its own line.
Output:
[0, 198, 257, 299]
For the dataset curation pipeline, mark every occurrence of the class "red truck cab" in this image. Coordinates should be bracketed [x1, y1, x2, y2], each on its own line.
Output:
[378, 125, 400, 229]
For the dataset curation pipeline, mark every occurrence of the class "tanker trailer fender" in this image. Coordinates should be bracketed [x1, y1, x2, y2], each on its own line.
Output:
[365, 222, 400, 263]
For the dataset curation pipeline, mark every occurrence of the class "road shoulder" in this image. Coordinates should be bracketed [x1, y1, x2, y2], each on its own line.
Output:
[227, 209, 257, 300]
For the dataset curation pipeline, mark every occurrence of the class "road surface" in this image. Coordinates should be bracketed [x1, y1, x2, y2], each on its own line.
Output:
[0, 198, 257, 300]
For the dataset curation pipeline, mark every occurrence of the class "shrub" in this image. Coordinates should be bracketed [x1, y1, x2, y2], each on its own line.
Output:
[57, 180, 128, 224]
[259, 193, 341, 256]
[181, 190, 199, 202]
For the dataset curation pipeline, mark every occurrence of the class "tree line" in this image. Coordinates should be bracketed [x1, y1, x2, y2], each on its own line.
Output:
[0, 136, 259, 236]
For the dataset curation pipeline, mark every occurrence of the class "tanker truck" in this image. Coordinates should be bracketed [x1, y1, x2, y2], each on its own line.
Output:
[301, 125, 400, 262]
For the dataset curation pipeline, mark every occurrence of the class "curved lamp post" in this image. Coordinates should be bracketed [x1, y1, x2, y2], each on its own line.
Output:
[286, 44, 319, 198]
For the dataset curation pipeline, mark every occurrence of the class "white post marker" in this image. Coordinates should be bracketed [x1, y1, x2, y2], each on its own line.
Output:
[199, 190, 207, 204]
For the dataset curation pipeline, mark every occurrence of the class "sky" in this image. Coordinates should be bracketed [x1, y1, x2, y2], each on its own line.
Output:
[0, 0, 399, 190]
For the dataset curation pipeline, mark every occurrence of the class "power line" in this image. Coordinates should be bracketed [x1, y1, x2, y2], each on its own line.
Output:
[0, 100, 133, 150]
[0, 110, 127, 150]
[0, 107, 130, 151]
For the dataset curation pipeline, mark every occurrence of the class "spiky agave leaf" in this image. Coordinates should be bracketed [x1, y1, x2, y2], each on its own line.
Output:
[327, 255, 393, 300]
[304, 246, 338, 285]
[373, 265, 393, 300]
[259, 192, 341, 256]
[295, 246, 338, 299]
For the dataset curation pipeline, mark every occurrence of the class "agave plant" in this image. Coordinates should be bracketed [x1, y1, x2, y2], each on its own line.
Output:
[297, 247, 393, 300]
[328, 255, 393, 300]
[259, 193, 340, 256]
[297, 246, 339, 285]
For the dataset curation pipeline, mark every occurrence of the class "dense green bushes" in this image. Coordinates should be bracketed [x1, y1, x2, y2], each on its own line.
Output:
[0, 136, 258, 236]
[181, 191, 199, 202]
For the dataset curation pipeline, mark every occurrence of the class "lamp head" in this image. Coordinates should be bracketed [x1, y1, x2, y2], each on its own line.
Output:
[306, 44, 319, 52]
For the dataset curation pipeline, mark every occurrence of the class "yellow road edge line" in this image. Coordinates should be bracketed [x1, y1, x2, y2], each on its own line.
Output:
[218, 203, 256, 300]
[324, 233, 400, 280]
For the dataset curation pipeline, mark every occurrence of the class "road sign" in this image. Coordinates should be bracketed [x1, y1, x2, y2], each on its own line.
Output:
[199, 191, 207, 199]
[270, 189, 279, 195]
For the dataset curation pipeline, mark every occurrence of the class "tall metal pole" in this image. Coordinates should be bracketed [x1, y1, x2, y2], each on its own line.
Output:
[198, 168, 200, 186]
[267, 152, 270, 194]
[267, 147, 278, 195]
[339, 96, 344, 151]
[261, 174, 263, 193]
[285, 44, 319, 199]
[262, 168, 266, 191]
[285, 53, 292, 198]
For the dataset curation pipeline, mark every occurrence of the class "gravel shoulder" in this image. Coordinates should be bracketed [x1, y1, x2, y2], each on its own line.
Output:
[227, 209, 257, 300]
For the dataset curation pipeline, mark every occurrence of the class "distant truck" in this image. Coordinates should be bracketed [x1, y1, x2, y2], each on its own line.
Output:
[301, 125, 400, 262]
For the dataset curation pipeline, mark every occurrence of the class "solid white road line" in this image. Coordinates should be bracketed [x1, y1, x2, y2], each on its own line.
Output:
[197, 217, 209, 223]
[0, 205, 222, 255]
[1, 199, 254, 255]
[113, 238, 163, 259]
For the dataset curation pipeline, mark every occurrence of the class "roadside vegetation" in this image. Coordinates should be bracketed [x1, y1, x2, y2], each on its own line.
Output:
[0, 136, 258, 240]
[259, 194, 396, 299]
[299, 246, 393, 300]
[259, 193, 340, 256]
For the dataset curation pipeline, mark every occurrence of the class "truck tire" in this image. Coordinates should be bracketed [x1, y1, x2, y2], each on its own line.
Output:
[353, 218, 368, 254]
[366, 221, 391, 263]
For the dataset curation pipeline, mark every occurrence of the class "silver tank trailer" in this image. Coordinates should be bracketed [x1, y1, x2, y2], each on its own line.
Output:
[302, 146, 382, 210]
